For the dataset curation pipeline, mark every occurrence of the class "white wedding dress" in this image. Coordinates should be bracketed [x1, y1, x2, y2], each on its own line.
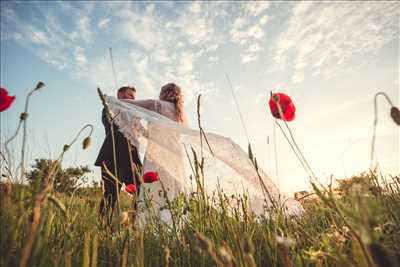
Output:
[105, 96, 303, 226]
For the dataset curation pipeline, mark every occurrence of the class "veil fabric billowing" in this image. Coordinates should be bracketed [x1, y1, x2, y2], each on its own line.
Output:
[104, 96, 303, 223]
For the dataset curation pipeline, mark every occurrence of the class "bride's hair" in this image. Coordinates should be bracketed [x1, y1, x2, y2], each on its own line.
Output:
[159, 83, 185, 123]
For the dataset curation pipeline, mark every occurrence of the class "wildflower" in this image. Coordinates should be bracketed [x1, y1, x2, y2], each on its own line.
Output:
[125, 184, 137, 194]
[269, 92, 296, 121]
[0, 88, 16, 112]
[143, 171, 159, 183]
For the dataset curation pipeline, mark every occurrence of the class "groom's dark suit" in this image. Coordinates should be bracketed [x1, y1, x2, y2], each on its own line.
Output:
[95, 108, 142, 216]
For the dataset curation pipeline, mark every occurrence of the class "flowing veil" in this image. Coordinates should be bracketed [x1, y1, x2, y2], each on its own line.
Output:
[104, 95, 303, 224]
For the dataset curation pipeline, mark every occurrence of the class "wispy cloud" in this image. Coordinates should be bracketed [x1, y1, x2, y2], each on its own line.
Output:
[77, 15, 94, 43]
[97, 18, 110, 29]
[272, 2, 399, 83]
[2, 1, 398, 103]
[243, 2, 271, 17]
[230, 2, 271, 63]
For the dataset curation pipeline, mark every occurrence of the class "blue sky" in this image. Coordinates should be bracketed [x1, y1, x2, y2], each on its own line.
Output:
[1, 1, 399, 193]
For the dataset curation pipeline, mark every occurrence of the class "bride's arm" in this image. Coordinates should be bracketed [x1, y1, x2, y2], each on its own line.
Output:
[121, 99, 160, 113]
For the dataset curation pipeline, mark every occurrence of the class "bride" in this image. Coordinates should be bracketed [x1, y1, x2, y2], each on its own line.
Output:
[104, 83, 303, 225]
[120, 83, 189, 224]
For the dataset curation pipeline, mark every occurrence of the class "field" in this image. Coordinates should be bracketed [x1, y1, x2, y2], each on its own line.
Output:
[1, 170, 399, 267]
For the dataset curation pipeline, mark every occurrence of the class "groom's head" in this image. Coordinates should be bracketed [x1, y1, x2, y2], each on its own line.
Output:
[117, 86, 136, 100]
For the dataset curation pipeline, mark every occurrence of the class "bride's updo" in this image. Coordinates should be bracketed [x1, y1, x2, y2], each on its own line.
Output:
[159, 83, 185, 123]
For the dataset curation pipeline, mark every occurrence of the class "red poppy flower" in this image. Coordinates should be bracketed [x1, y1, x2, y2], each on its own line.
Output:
[143, 171, 159, 183]
[0, 88, 16, 112]
[125, 184, 137, 194]
[269, 92, 296, 121]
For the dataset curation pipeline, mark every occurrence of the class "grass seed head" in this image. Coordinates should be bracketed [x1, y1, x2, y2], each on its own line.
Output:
[195, 232, 213, 253]
[276, 235, 295, 248]
[120, 211, 129, 227]
[34, 81, 45, 91]
[20, 112, 28, 121]
[243, 237, 255, 254]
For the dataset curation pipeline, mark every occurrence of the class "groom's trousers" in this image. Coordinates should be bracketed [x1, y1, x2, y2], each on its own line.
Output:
[95, 109, 142, 219]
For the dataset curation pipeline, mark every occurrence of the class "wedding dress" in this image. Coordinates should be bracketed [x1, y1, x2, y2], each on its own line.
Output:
[104, 95, 303, 225]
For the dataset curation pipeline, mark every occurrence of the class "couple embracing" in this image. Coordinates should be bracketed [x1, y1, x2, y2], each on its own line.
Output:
[96, 83, 303, 226]
[95, 83, 187, 224]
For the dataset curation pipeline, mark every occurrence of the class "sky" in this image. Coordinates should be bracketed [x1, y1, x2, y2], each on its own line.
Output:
[1, 1, 399, 194]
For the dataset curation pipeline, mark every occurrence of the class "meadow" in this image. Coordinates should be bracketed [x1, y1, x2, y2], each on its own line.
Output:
[1, 83, 399, 267]
[1, 171, 399, 267]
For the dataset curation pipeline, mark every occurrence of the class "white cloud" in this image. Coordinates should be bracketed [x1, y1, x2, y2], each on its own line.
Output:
[116, 4, 166, 51]
[77, 15, 94, 43]
[189, 1, 202, 14]
[98, 18, 110, 29]
[247, 25, 264, 39]
[241, 54, 257, 63]
[246, 43, 263, 53]
[135, 55, 155, 93]
[272, 2, 400, 83]
[243, 2, 271, 17]
[232, 17, 247, 31]
[75, 47, 87, 68]
[208, 56, 218, 64]
[230, 5, 267, 60]
[152, 48, 172, 63]
[178, 52, 195, 75]
[176, 41, 185, 48]
[259, 15, 269, 25]
[206, 44, 219, 53]
[231, 23, 265, 45]
[291, 71, 304, 84]
[174, 3, 217, 46]
[273, 82, 289, 91]
[0, 2, 244, 105]
[30, 30, 49, 45]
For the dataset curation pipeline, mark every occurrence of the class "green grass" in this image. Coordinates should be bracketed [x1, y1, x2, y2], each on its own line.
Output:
[1, 173, 399, 267]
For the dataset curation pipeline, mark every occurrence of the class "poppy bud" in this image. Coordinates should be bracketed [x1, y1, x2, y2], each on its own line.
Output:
[82, 137, 91, 149]
[20, 112, 28, 121]
[390, 106, 400, 126]
[34, 81, 45, 91]
[63, 144, 70, 152]
[0, 88, 16, 112]
[143, 171, 159, 183]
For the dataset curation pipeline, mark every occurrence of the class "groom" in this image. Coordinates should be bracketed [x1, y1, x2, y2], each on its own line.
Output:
[95, 86, 142, 219]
